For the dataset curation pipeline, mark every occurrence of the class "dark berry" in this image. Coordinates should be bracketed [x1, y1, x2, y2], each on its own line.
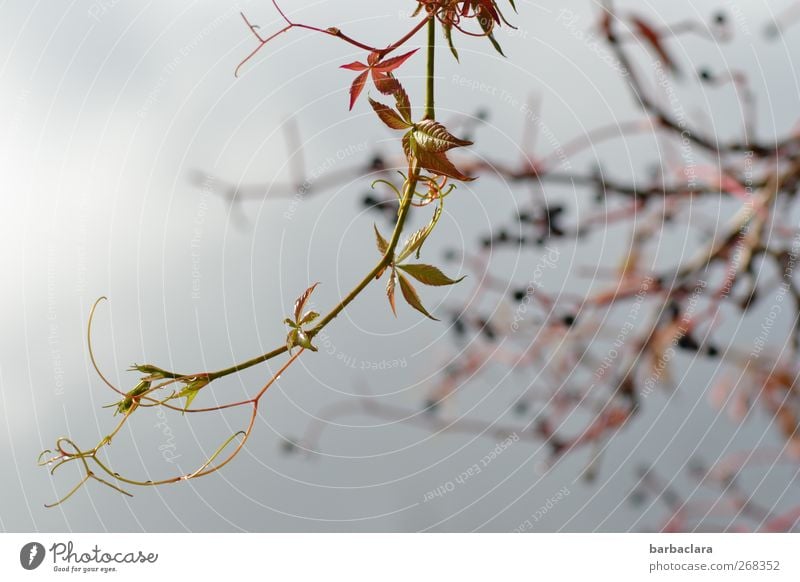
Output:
[478, 318, 496, 341]
[677, 333, 700, 352]
[451, 316, 466, 338]
[369, 155, 385, 170]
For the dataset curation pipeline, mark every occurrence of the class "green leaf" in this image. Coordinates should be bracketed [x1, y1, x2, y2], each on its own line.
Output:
[486, 31, 505, 57]
[477, 10, 506, 56]
[183, 388, 200, 410]
[444, 23, 460, 62]
[398, 263, 466, 286]
[298, 310, 319, 326]
[177, 378, 208, 412]
[116, 380, 151, 414]
[128, 363, 168, 379]
[286, 328, 299, 353]
[412, 119, 472, 153]
[368, 97, 411, 130]
[398, 272, 438, 320]
[398, 204, 442, 263]
[374, 224, 389, 255]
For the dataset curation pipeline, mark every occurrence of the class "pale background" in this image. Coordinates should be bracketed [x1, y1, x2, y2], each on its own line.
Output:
[1, 0, 798, 531]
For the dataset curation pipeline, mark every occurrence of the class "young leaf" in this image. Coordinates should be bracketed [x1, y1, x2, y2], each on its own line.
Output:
[181, 387, 199, 410]
[340, 61, 368, 71]
[398, 204, 442, 263]
[294, 329, 318, 352]
[341, 49, 417, 109]
[486, 31, 506, 57]
[286, 328, 299, 353]
[398, 272, 439, 320]
[293, 282, 320, 322]
[374, 224, 389, 255]
[403, 133, 474, 182]
[373, 72, 402, 96]
[398, 263, 466, 286]
[412, 120, 473, 152]
[370, 49, 418, 72]
[347, 70, 369, 110]
[477, 6, 506, 56]
[444, 24, 460, 61]
[394, 85, 412, 124]
[414, 146, 475, 182]
[178, 378, 209, 412]
[298, 310, 319, 326]
[386, 270, 398, 316]
[368, 97, 411, 130]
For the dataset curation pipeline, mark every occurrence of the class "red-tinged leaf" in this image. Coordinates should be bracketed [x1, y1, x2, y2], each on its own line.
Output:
[631, 16, 679, 75]
[415, 147, 475, 182]
[386, 271, 397, 316]
[340, 60, 368, 71]
[348, 70, 369, 110]
[413, 119, 473, 152]
[374, 224, 389, 255]
[394, 86, 412, 123]
[293, 282, 320, 322]
[372, 71, 401, 95]
[373, 49, 418, 73]
[368, 97, 411, 130]
[402, 132, 413, 160]
[398, 264, 466, 286]
[475, 0, 501, 24]
[398, 272, 438, 320]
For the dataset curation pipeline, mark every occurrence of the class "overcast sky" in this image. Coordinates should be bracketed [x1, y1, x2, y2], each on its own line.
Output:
[1, 0, 799, 532]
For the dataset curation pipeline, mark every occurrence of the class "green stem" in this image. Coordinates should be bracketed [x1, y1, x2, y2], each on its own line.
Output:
[424, 17, 436, 120]
[207, 346, 289, 381]
[200, 18, 438, 383]
[308, 166, 420, 336]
